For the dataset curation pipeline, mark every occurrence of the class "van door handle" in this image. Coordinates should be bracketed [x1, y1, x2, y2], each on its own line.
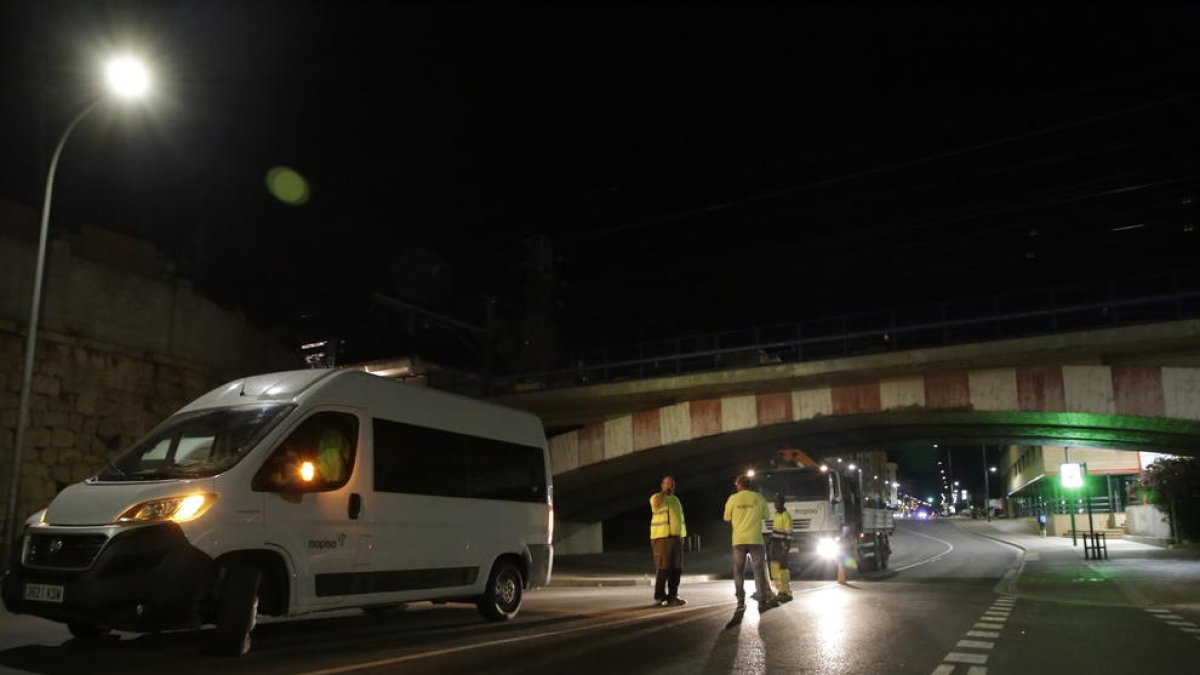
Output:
[349, 493, 363, 520]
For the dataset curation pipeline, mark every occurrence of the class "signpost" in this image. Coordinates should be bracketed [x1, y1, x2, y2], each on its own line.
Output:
[1060, 461, 1082, 546]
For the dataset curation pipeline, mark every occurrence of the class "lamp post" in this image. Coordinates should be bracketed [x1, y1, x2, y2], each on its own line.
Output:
[4, 56, 150, 570]
[981, 445, 993, 522]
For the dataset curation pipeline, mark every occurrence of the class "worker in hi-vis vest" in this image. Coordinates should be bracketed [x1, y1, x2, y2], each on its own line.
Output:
[768, 495, 793, 601]
[650, 475, 687, 606]
[724, 474, 776, 611]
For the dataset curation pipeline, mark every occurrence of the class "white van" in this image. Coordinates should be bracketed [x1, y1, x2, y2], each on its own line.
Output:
[1, 369, 553, 656]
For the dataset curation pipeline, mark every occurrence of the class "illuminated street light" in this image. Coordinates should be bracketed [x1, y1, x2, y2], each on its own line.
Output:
[105, 56, 151, 97]
[5, 55, 152, 570]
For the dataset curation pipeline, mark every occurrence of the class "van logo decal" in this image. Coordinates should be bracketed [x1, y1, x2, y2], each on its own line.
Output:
[308, 534, 346, 551]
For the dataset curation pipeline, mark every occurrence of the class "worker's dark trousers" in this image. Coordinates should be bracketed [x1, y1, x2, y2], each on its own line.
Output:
[652, 536, 682, 600]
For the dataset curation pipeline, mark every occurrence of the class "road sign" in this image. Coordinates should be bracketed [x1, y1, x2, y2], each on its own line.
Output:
[1060, 462, 1083, 489]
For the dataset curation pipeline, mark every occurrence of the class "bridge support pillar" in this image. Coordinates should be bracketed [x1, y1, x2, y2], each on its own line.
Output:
[555, 521, 604, 555]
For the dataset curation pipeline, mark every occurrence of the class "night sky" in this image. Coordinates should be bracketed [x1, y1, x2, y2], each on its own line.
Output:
[2, 3, 1198, 372]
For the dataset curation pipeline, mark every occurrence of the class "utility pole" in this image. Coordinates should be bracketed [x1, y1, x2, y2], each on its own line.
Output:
[981, 445, 991, 522]
[1065, 447, 1077, 547]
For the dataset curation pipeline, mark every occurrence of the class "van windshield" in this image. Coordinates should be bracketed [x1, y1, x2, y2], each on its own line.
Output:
[95, 405, 293, 481]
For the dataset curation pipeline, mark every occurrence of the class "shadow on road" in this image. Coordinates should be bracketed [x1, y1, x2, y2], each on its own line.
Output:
[0, 602, 655, 675]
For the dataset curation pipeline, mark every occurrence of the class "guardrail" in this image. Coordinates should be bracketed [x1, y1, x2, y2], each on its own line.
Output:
[493, 272, 1200, 393]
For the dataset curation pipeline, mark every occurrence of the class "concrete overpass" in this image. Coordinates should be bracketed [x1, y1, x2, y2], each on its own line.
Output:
[487, 321, 1200, 551]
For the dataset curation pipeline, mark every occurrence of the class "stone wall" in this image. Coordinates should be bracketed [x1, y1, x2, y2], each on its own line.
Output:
[1, 204, 303, 528]
[0, 321, 226, 522]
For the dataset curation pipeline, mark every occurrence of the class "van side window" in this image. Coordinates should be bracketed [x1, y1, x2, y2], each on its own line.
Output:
[373, 418, 545, 502]
[252, 412, 359, 492]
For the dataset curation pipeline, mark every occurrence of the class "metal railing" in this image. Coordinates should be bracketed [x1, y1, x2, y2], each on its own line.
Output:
[493, 271, 1200, 393]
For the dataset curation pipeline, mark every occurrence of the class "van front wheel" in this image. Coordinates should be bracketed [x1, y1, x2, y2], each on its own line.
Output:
[477, 561, 523, 621]
[208, 564, 260, 657]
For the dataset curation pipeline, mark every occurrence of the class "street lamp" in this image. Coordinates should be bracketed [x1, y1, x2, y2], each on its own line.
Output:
[5, 55, 151, 569]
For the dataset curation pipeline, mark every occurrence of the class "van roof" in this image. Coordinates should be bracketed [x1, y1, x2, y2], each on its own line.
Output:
[179, 369, 546, 446]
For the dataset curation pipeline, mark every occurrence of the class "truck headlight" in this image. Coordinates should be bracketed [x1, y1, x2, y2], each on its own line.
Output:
[816, 537, 839, 558]
[117, 493, 217, 523]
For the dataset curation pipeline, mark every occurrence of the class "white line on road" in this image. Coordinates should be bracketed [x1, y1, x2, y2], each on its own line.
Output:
[892, 527, 956, 572]
[931, 665, 956, 675]
[1154, 614, 1184, 620]
[957, 640, 995, 650]
[967, 631, 1000, 638]
[985, 609, 1010, 615]
[296, 601, 730, 675]
[945, 652, 988, 665]
[1145, 608, 1170, 613]
[1166, 621, 1196, 627]
[1180, 627, 1200, 633]
[967, 668, 987, 675]
[974, 623, 1005, 631]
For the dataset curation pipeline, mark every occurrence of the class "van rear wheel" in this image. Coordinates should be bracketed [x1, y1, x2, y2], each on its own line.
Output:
[208, 564, 260, 657]
[477, 561, 523, 621]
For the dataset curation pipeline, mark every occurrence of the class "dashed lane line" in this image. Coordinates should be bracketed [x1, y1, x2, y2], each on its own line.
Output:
[1144, 608, 1200, 643]
[929, 596, 1016, 674]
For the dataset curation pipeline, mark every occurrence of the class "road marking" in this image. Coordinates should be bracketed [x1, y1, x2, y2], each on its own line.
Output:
[981, 615, 1007, 622]
[1166, 621, 1196, 627]
[985, 608, 1010, 614]
[1155, 614, 1184, 620]
[1180, 627, 1200, 633]
[1145, 608, 1170, 613]
[967, 630, 1001, 638]
[957, 639, 994, 650]
[967, 668, 987, 675]
[892, 527, 956, 572]
[945, 652, 988, 665]
[931, 665, 955, 675]
[974, 622, 1004, 630]
[296, 601, 729, 675]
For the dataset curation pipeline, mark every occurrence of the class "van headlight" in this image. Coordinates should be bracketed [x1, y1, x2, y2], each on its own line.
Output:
[816, 537, 839, 558]
[117, 493, 217, 523]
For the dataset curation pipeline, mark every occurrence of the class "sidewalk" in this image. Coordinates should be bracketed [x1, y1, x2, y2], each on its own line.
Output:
[955, 518, 1200, 610]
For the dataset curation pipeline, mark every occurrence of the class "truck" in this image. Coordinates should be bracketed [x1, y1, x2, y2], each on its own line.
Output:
[757, 465, 893, 575]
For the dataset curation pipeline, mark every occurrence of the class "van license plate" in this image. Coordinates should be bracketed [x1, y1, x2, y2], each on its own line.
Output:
[23, 583, 64, 603]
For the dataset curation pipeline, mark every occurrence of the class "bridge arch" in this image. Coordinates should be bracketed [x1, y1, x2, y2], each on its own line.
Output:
[549, 365, 1200, 520]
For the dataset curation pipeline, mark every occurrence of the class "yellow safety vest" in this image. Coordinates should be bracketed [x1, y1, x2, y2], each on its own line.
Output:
[724, 490, 771, 546]
[649, 493, 687, 539]
[771, 511, 792, 540]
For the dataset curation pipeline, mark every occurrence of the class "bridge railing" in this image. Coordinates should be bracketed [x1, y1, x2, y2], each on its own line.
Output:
[492, 271, 1200, 394]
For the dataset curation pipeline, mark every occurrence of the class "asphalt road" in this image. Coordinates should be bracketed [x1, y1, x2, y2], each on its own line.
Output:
[1, 520, 1197, 674]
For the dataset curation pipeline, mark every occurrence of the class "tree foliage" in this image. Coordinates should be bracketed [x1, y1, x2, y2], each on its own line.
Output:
[1138, 457, 1200, 539]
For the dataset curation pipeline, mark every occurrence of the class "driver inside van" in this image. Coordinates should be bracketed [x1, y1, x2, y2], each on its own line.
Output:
[317, 427, 351, 484]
